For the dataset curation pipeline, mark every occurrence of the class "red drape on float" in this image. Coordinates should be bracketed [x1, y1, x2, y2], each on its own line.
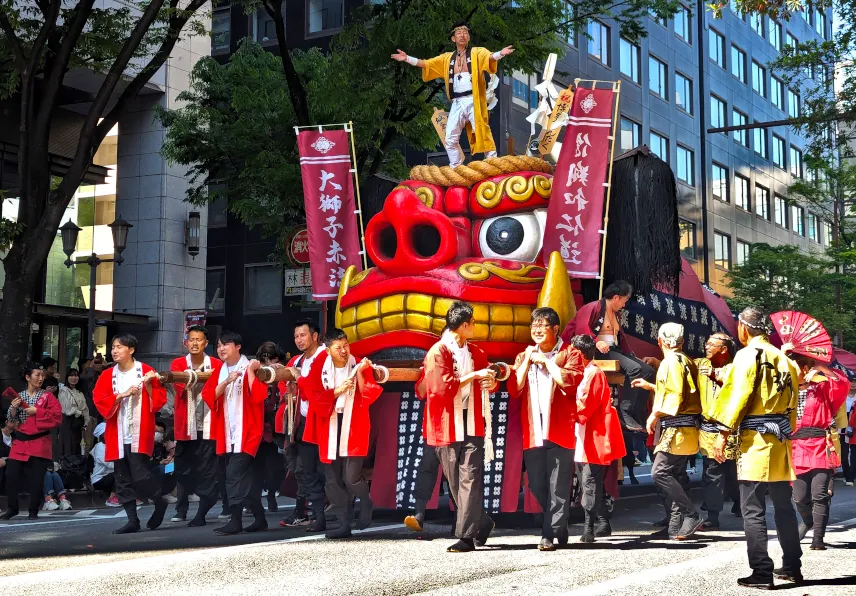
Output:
[296, 129, 362, 300]
[542, 87, 617, 278]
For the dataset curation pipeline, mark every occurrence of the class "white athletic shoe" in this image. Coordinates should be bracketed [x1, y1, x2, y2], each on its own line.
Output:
[44, 499, 59, 511]
[163, 494, 178, 504]
[188, 494, 200, 503]
[261, 490, 269, 497]
[59, 497, 72, 511]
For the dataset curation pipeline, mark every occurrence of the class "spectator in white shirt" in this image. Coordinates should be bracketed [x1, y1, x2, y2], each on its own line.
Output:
[90, 423, 119, 507]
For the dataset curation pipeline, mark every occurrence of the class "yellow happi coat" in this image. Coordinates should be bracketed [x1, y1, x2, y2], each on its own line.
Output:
[421, 47, 497, 154]
[707, 335, 799, 482]
[696, 358, 735, 458]
[653, 351, 702, 455]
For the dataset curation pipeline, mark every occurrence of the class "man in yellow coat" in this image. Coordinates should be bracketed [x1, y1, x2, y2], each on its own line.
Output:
[631, 323, 703, 541]
[709, 306, 802, 589]
[392, 21, 513, 168]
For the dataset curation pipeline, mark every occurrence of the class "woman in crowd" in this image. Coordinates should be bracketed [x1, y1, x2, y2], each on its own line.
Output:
[1, 362, 62, 520]
[90, 422, 120, 506]
[43, 467, 72, 510]
[58, 368, 89, 458]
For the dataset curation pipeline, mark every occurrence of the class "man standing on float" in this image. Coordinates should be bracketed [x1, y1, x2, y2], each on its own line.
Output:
[391, 21, 513, 168]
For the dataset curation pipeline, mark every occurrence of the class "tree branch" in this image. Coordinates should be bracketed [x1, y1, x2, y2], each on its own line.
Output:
[266, 0, 310, 126]
[0, 12, 26, 70]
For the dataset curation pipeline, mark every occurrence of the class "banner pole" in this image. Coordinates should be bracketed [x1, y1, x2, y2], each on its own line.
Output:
[347, 121, 369, 271]
[598, 80, 622, 299]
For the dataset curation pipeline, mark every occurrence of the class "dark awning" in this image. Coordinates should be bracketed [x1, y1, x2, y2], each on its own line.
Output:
[33, 303, 150, 327]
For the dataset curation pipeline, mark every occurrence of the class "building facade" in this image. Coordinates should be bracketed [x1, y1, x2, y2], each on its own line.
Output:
[205, 0, 835, 354]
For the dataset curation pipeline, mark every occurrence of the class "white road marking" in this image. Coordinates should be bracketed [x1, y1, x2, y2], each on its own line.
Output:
[74, 509, 96, 517]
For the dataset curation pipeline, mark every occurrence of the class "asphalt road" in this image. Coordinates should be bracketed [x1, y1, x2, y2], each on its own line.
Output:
[1, 482, 855, 595]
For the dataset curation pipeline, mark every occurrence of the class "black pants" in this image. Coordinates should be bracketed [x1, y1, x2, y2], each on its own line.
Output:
[59, 415, 85, 458]
[114, 446, 162, 506]
[595, 347, 654, 428]
[437, 435, 490, 540]
[702, 456, 727, 520]
[295, 420, 325, 503]
[323, 456, 370, 522]
[652, 451, 697, 521]
[284, 440, 306, 500]
[793, 468, 832, 538]
[174, 435, 219, 515]
[839, 435, 850, 481]
[224, 451, 262, 512]
[580, 463, 607, 521]
[523, 441, 574, 540]
[846, 444, 856, 483]
[93, 474, 115, 495]
[257, 441, 284, 497]
[5, 456, 51, 514]
[740, 480, 802, 578]
[414, 442, 442, 515]
[621, 432, 638, 482]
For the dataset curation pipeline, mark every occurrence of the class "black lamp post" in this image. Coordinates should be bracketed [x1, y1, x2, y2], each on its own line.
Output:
[186, 211, 201, 258]
[60, 216, 133, 358]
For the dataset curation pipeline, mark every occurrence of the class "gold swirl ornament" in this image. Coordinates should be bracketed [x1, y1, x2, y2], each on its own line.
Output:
[475, 175, 552, 210]
[394, 185, 435, 208]
[458, 261, 544, 284]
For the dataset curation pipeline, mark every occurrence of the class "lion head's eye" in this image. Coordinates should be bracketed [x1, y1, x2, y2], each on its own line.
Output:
[477, 209, 546, 262]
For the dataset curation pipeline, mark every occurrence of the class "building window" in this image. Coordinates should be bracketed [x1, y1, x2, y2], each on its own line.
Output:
[675, 5, 691, 43]
[749, 13, 764, 37]
[512, 76, 530, 103]
[774, 194, 787, 227]
[619, 117, 640, 154]
[808, 212, 819, 242]
[786, 32, 797, 48]
[709, 28, 725, 68]
[679, 219, 697, 259]
[714, 231, 731, 270]
[208, 184, 228, 228]
[564, 1, 576, 46]
[735, 174, 750, 211]
[792, 205, 805, 236]
[733, 109, 748, 146]
[712, 163, 728, 202]
[529, 88, 539, 110]
[675, 72, 692, 114]
[815, 9, 826, 38]
[212, 7, 231, 53]
[751, 61, 766, 97]
[649, 8, 668, 27]
[588, 21, 610, 65]
[206, 268, 226, 314]
[731, 46, 747, 83]
[244, 264, 283, 313]
[790, 146, 803, 178]
[676, 145, 694, 185]
[823, 221, 833, 245]
[649, 55, 667, 99]
[771, 77, 784, 111]
[307, 0, 343, 34]
[253, 6, 280, 43]
[753, 125, 768, 159]
[650, 131, 669, 162]
[772, 135, 786, 169]
[787, 88, 800, 119]
[769, 20, 782, 50]
[711, 95, 726, 130]
[755, 185, 770, 220]
[619, 38, 641, 83]
[736, 240, 750, 266]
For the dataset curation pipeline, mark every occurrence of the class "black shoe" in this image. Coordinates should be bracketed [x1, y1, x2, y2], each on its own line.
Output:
[357, 496, 373, 531]
[474, 517, 495, 547]
[732, 502, 742, 518]
[187, 515, 207, 527]
[630, 477, 640, 485]
[245, 518, 268, 533]
[737, 574, 774, 589]
[113, 521, 141, 534]
[538, 537, 555, 551]
[556, 527, 569, 547]
[675, 514, 702, 540]
[594, 518, 611, 538]
[404, 513, 424, 532]
[27, 511, 38, 520]
[307, 500, 327, 533]
[580, 527, 595, 543]
[447, 538, 475, 552]
[325, 523, 352, 539]
[0, 509, 19, 520]
[146, 499, 168, 530]
[773, 568, 804, 583]
[213, 520, 243, 535]
[267, 498, 278, 513]
[810, 536, 826, 551]
[798, 522, 810, 540]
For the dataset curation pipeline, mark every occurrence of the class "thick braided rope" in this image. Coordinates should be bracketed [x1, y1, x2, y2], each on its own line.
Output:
[409, 155, 554, 188]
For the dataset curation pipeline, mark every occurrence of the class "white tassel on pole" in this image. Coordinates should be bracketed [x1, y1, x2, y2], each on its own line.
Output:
[483, 382, 494, 465]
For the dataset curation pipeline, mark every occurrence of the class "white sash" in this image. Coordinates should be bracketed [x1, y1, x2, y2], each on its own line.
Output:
[441, 330, 474, 441]
[112, 360, 144, 459]
[321, 354, 356, 459]
[219, 355, 249, 452]
[527, 339, 563, 448]
[184, 354, 212, 438]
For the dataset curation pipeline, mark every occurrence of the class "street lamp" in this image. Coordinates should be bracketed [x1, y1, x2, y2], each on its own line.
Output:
[186, 211, 201, 258]
[61, 216, 133, 359]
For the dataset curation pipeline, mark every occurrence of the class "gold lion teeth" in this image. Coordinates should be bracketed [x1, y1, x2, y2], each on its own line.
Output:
[340, 292, 533, 344]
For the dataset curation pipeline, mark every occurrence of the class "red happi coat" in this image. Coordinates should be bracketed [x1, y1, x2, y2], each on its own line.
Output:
[792, 371, 850, 475]
[415, 339, 492, 447]
[560, 299, 633, 354]
[7, 391, 62, 462]
[200, 359, 269, 457]
[93, 363, 167, 462]
[298, 353, 383, 463]
[171, 354, 221, 442]
[574, 362, 626, 465]
[506, 342, 584, 450]
[849, 406, 856, 446]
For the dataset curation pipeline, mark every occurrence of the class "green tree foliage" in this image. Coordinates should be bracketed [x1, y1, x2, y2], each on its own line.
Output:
[726, 243, 856, 351]
[159, 0, 682, 249]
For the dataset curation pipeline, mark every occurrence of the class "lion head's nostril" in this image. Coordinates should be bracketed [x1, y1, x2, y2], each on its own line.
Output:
[411, 224, 442, 259]
[374, 225, 398, 261]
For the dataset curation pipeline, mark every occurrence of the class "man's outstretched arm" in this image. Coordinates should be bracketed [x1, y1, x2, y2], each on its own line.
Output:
[391, 49, 425, 68]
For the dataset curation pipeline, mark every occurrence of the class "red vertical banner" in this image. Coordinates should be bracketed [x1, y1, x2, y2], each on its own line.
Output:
[297, 129, 362, 300]
[542, 87, 617, 278]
